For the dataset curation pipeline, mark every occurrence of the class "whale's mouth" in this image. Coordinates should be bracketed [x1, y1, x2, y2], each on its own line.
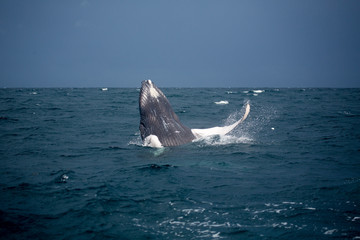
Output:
[139, 80, 152, 107]
[141, 79, 152, 88]
[141, 79, 156, 92]
[140, 80, 152, 97]
[139, 79, 163, 107]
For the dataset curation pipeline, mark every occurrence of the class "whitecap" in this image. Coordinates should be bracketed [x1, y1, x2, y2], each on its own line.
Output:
[169, 220, 185, 226]
[182, 208, 205, 215]
[252, 90, 265, 93]
[324, 229, 338, 235]
[214, 100, 229, 105]
[60, 174, 69, 182]
[304, 207, 316, 210]
[212, 232, 221, 238]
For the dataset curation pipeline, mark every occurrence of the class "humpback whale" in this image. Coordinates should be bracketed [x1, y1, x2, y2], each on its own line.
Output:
[139, 80, 250, 147]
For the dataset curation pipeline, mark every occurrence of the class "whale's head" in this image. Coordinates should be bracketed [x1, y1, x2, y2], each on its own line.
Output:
[139, 80, 166, 108]
[138, 80, 195, 147]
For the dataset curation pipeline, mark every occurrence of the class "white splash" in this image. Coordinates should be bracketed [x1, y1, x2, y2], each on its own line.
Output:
[194, 135, 253, 146]
[143, 135, 163, 148]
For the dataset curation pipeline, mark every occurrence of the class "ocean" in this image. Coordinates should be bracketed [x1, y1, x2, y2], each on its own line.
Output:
[0, 87, 359, 239]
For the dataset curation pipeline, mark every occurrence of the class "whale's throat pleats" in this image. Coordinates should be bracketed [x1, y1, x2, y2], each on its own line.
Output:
[139, 80, 196, 147]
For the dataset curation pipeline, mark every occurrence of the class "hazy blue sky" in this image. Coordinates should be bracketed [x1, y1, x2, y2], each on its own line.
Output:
[1, 0, 359, 88]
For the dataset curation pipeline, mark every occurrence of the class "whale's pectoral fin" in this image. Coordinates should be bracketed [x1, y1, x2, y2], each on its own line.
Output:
[191, 102, 250, 138]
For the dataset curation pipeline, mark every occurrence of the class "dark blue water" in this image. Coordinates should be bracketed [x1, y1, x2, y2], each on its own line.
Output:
[1, 87, 359, 239]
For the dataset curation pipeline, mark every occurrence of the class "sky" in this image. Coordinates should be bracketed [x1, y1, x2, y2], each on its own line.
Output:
[0, 0, 360, 88]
